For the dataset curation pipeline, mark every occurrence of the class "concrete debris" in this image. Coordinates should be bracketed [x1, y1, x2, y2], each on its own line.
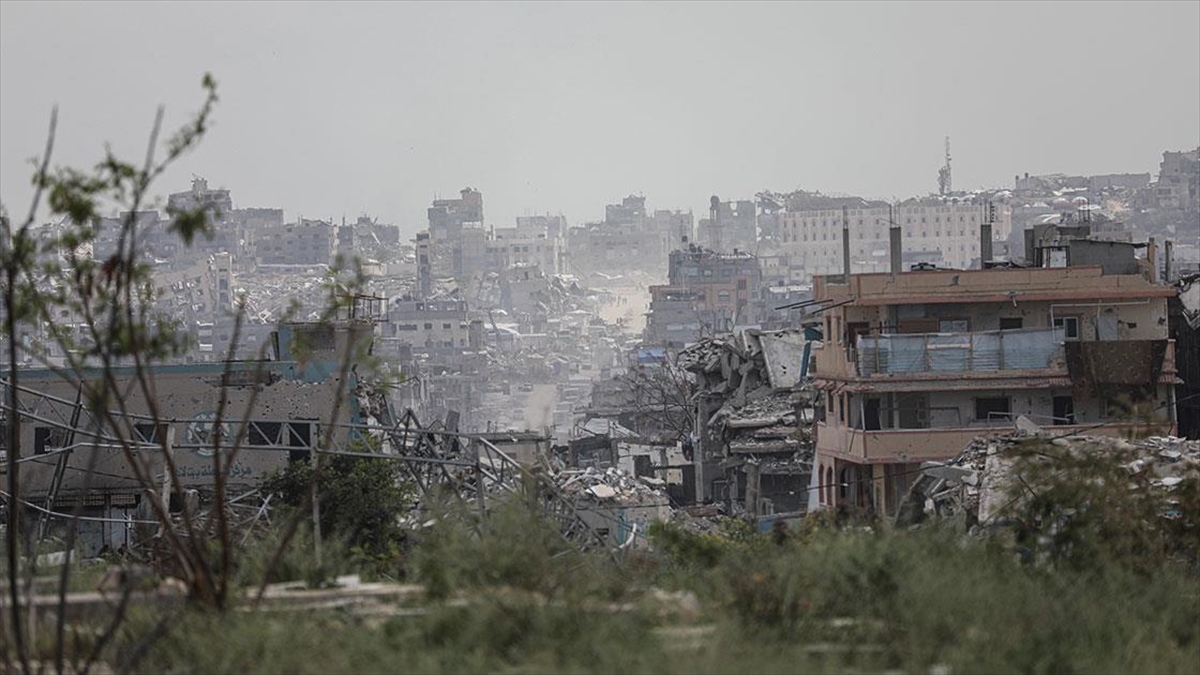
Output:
[680, 329, 816, 515]
[669, 507, 731, 536]
[900, 433, 1200, 529]
[553, 466, 670, 506]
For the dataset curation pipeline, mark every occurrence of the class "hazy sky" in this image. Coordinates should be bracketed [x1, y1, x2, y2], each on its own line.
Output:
[2, 1, 1198, 236]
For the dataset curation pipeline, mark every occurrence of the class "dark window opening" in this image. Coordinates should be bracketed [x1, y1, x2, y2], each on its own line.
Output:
[34, 427, 70, 455]
[1053, 396, 1075, 425]
[133, 423, 168, 444]
[897, 393, 929, 429]
[863, 397, 882, 431]
[999, 317, 1023, 330]
[249, 421, 282, 446]
[288, 421, 313, 464]
[1053, 316, 1080, 340]
[975, 397, 1011, 422]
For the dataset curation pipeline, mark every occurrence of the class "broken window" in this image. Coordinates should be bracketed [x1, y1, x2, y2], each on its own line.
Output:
[1053, 396, 1075, 425]
[288, 421, 314, 464]
[249, 421, 283, 446]
[34, 426, 70, 455]
[974, 397, 1010, 423]
[133, 423, 167, 444]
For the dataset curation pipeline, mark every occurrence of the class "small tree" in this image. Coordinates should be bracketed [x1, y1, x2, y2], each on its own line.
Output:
[1, 74, 383, 673]
[261, 450, 415, 579]
[613, 347, 696, 441]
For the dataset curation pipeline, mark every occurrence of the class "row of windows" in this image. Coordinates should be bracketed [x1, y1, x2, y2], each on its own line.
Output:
[396, 322, 460, 331]
[780, 230, 983, 245]
[784, 213, 980, 229]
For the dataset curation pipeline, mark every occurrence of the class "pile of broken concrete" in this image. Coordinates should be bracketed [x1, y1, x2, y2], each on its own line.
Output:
[552, 466, 669, 506]
[900, 424, 1200, 529]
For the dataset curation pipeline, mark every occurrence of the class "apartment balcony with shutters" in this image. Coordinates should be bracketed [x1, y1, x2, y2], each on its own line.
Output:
[854, 327, 1067, 378]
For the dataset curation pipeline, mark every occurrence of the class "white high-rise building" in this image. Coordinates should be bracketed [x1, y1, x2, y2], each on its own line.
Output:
[777, 197, 1012, 276]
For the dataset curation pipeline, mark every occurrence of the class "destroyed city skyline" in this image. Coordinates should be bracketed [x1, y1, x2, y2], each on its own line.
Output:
[2, 2, 1199, 232]
[1, 2, 1199, 673]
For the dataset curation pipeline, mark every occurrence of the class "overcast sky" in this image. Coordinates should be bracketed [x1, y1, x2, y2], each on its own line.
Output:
[2, 1, 1198, 236]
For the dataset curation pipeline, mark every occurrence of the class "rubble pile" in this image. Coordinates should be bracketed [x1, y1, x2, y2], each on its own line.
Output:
[901, 429, 1200, 528]
[553, 466, 670, 506]
[679, 333, 767, 404]
[669, 506, 731, 536]
[678, 329, 816, 516]
[681, 331, 814, 460]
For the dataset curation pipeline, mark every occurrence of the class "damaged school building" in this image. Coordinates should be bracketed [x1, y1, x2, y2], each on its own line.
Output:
[0, 320, 374, 554]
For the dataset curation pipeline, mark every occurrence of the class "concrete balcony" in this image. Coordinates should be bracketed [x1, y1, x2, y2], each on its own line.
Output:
[855, 327, 1066, 377]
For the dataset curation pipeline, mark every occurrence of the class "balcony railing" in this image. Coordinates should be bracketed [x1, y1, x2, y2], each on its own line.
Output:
[856, 327, 1065, 376]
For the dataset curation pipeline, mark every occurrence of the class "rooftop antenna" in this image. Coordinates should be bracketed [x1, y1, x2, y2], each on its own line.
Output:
[937, 136, 952, 196]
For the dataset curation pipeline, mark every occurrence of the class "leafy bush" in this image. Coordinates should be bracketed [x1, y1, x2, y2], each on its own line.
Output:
[1001, 439, 1200, 572]
[260, 451, 414, 579]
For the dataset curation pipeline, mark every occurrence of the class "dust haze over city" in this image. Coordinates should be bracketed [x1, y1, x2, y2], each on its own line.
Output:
[2, 2, 1199, 674]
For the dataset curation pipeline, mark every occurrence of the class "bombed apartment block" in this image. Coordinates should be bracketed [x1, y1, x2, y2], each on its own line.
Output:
[564, 195, 691, 276]
[643, 246, 762, 346]
[426, 187, 486, 280]
[384, 297, 473, 355]
[645, 287, 705, 348]
[254, 218, 336, 268]
[487, 229, 560, 274]
[679, 328, 818, 518]
[809, 251, 1179, 517]
[698, 198, 756, 254]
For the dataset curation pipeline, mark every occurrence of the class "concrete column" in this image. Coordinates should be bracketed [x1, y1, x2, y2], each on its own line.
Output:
[744, 461, 760, 519]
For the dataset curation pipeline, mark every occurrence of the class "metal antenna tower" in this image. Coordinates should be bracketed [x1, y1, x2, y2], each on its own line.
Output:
[937, 136, 952, 196]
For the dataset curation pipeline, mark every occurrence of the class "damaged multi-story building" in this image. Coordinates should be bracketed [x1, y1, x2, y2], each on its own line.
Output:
[775, 194, 1013, 275]
[645, 246, 762, 347]
[426, 187, 486, 281]
[809, 223, 1179, 517]
[565, 195, 693, 276]
[697, 197, 757, 254]
[255, 218, 336, 268]
[680, 328, 817, 520]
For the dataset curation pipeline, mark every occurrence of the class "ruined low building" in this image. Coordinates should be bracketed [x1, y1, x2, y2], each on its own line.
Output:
[1, 320, 376, 555]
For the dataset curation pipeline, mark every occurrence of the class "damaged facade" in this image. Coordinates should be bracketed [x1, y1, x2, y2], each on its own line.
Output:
[811, 244, 1179, 517]
[1, 319, 376, 555]
[679, 328, 817, 519]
